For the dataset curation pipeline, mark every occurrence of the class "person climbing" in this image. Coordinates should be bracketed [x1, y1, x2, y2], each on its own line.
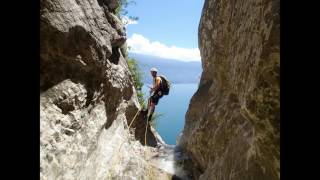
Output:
[147, 67, 162, 121]
[145, 67, 171, 122]
[146, 67, 161, 121]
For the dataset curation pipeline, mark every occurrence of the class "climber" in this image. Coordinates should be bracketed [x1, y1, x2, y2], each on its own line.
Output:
[147, 67, 163, 122]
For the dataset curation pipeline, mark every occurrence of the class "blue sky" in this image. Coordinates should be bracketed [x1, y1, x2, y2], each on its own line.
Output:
[123, 0, 205, 61]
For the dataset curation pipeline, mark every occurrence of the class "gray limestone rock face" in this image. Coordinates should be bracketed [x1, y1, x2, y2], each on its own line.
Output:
[40, 0, 164, 179]
[179, 0, 280, 179]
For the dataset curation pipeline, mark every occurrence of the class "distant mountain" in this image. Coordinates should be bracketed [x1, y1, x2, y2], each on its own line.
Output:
[129, 53, 202, 84]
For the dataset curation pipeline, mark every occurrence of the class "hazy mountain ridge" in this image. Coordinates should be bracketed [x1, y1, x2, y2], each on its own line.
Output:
[129, 53, 202, 84]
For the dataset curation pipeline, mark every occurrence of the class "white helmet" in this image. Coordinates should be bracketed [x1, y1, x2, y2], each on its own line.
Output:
[150, 67, 158, 72]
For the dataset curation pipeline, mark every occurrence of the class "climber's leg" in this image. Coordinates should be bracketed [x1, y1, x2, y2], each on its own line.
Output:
[148, 93, 159, 121]
[147, 101, 154, 121]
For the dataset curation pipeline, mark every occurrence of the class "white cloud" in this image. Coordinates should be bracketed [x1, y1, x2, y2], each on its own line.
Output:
[121, 16, 138, 27]
[127, 33, 201, 62]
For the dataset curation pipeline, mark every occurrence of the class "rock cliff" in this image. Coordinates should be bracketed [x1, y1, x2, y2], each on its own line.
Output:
[40, 0, 280, 179]
[179, 0, 280, 179]
[40, 0, 166, 179]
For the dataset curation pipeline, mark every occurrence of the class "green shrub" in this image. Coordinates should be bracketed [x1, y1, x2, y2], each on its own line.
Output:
[149, 112, 163, 129]
[115, 0, 138, 22]
[116, 0, 164, 129]
[127, 57, 145, 107]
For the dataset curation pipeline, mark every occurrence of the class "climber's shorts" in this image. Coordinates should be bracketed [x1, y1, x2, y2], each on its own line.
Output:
[150, 91, 163, 105]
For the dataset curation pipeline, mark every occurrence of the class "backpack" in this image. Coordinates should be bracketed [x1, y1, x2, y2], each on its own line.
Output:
[158, 75, 171, 95]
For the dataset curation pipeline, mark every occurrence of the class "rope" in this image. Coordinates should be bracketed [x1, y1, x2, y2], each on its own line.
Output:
[107, 93, 154, 178]
[128, 105, 142, 130]
[144, 93, 153, 177]
[116, 100, 146, 154]
[144, 114, 154, 178]
[108, 97, 149, 166]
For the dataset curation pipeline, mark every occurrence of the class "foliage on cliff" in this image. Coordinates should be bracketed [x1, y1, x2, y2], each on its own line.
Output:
[115, 0, 138, 23]
[127, 57, 145, 106]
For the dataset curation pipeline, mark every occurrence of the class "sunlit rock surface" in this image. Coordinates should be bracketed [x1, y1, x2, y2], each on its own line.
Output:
[179, 0, 280, 179]
[40, 0, 166, 179]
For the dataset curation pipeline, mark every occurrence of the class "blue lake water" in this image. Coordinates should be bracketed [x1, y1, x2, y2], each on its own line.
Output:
[142, 83, 198, 145]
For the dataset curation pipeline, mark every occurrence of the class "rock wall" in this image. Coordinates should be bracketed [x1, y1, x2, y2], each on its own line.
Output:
[40, 0, 163, 179]
[179, 0, 280, 179]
